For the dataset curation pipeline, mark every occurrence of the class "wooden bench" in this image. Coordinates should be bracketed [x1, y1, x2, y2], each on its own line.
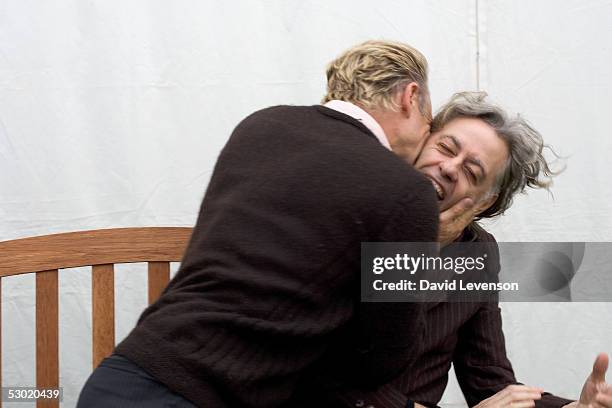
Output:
[0, 227, 193, 407]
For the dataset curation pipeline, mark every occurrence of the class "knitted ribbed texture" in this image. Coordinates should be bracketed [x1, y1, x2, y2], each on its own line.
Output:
[115, 105, 439, 407]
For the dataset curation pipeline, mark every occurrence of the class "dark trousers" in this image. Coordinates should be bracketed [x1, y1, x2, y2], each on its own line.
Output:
[76, 354, 198, 408]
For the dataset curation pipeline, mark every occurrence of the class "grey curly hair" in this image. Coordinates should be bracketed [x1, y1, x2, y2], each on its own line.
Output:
[432, 92, 561, 219]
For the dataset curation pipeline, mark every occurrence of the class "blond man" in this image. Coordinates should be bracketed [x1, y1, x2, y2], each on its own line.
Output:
[78, 40, 447, 407]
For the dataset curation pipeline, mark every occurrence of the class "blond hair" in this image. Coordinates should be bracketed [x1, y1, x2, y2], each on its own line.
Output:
[322, 40, 430, 114]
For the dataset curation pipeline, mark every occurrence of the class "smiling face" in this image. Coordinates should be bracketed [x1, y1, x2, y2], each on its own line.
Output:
[414, 117, 510, 212]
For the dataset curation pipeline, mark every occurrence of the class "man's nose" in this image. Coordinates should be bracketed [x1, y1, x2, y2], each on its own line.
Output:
[439, 159, 459, 182]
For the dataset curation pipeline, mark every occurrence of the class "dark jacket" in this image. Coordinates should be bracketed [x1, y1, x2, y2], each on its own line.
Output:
[325, 226, 574, 408]
[115, 105, 439, 407]
[394, 227, 573, 408]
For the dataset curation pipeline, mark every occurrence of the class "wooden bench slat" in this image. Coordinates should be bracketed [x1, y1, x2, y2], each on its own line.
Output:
[0, 277, 2, 408]
[148, 262, 170, 305]
[0, 227, 192, 277]
[92, 264, 115, 369]
[0, 227, 193, 406]
[36, 270, 59, 408]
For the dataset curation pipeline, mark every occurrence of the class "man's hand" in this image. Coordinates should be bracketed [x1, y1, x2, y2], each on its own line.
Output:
[474, 385, 544, 408]
[438, 197, 476, 247]
[569, 353, 612, 408]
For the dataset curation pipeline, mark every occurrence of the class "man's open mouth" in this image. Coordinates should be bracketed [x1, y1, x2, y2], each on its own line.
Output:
[429, 178, 445, 201]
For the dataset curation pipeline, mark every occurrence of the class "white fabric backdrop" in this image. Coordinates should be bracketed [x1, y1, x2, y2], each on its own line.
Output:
[0, 1, 610, 407]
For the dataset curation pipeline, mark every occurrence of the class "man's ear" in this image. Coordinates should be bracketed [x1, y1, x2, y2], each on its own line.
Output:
[475, 193, 498, 214]
[400, 82, 420, 117]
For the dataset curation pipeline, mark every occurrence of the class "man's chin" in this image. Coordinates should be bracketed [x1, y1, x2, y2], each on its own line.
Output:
[438, 199, 449, 212]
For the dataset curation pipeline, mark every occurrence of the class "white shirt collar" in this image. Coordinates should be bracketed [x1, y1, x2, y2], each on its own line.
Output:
[323, 100, 391, 150]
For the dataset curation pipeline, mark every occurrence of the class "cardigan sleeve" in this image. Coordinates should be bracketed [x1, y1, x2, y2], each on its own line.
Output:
[325, 183, 439, 407]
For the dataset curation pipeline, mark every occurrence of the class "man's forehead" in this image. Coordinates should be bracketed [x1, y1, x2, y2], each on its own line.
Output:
[434, 120, 506, 157]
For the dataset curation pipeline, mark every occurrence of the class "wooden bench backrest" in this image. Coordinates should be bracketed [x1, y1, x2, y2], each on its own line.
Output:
[0, 227, 193, 408]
